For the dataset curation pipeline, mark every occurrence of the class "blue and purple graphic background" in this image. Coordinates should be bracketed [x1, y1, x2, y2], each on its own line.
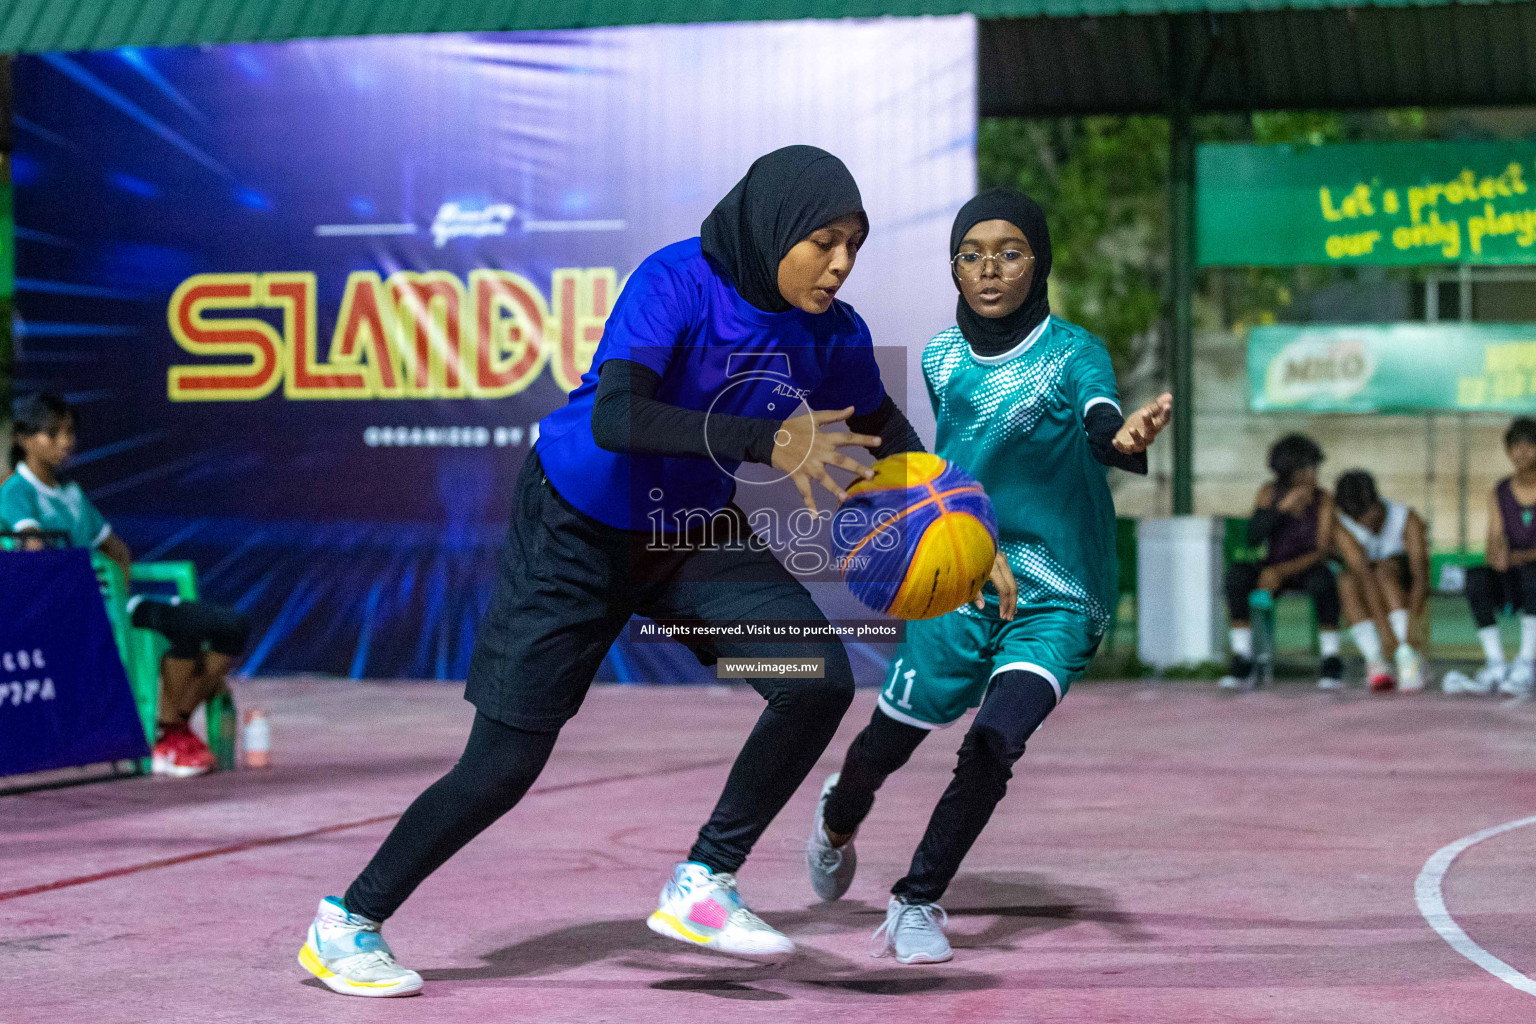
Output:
[12, 21, 975, 679]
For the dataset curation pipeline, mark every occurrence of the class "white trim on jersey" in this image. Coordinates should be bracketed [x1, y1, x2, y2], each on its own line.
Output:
[1082, 396, 1121, 419]
[966, 315, 1052, 365]
[10, 518, 42, 532]
[876, 695, 949, 730]
[17, 463, 62, 498]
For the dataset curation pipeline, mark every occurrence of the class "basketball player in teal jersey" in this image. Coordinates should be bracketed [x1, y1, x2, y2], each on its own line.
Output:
[807, 189, 1172, 963]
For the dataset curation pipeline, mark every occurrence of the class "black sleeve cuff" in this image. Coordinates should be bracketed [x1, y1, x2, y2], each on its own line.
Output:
[1084, 403, 1147, 474]
[846, 395, 926, 460]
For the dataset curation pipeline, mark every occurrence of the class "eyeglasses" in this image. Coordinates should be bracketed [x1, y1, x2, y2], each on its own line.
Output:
[951, 250, 1034, 282]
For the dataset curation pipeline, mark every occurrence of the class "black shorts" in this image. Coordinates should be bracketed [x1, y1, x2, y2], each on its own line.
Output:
[129, 598, 251, 659]
[465, 449, 831, 732]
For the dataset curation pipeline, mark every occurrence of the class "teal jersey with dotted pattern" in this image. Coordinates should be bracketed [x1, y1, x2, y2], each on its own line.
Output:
[0, 464, 111, 549]
[922, 316, 1120, 634]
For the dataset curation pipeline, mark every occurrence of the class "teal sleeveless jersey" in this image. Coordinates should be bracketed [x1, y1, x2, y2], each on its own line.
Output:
[922, 316, 1120, 634]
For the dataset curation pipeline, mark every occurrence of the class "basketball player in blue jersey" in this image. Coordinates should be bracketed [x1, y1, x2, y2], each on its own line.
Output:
[298, 147, 927, 996]
[806, 189, 1171, 964]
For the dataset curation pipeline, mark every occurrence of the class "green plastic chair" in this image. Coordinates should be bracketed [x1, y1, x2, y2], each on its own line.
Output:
[92, 555, 237, 771]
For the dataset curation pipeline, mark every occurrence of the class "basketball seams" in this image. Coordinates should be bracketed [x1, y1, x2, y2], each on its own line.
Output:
[885, 472, 993, 619]
[840, 483, 987, 565]
[835, 447, 999, 620]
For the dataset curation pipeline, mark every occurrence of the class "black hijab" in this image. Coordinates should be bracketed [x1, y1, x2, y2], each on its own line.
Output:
[950, 188, 1052, 356]
[701, 145, 867, 314]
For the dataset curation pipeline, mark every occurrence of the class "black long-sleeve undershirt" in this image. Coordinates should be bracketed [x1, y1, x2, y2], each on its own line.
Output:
[1084, 403, 1148, 475]
[590, 358, 924, 465]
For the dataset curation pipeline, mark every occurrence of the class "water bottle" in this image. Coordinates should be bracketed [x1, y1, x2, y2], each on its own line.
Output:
[242, 708, 271, 769]
[1248, 589, 1275, 689]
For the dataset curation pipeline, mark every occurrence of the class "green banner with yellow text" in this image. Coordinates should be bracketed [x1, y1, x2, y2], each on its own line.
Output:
[1200, 141, 1536, 267]
[1249, 323, 1536, 413]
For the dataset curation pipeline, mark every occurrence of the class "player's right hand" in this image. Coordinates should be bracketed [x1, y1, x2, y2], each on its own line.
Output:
[976, 551, 1017, 621]
[773, 406, 879, 513]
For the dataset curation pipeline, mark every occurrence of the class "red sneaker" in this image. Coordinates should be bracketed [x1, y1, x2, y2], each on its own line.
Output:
[1369, 672, 1397, 693]
[152, 725, 216, 778]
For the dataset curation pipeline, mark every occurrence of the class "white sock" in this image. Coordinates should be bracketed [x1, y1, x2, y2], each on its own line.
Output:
[1230, 627, 1253, 659]
[1479, 625, 1507, 667]
[1350, 621, 1383, 663]
[1522, 615, 1536, 663]
[1319, 630, 1341, 658]
[1388, 608, 1410, 644]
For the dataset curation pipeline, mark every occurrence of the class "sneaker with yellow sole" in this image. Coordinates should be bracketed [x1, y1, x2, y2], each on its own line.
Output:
[298, 896, 422, 997]
[647, 862, 794, 957]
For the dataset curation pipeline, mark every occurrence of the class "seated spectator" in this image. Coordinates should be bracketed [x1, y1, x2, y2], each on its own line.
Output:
[1334, 469, 1428, 692]
[1462, 417, 1536, 697]
[1222, 434, 1346, 691]
[1, 392, 252, 777]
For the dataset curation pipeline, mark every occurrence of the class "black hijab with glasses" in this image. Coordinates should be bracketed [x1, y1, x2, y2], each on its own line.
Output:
[949, 188, 1053, 357]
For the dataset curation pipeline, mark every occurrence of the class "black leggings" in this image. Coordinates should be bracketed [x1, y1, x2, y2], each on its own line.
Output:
[345, 713, 559, 922]
[344, 451, 857, 922]
[1225, 561, 1340, 628]
[823, 669, 1058, 905]
[1466, 564, 1536, 628]
[344, 662, 855, 922]
[129, 598, 251, 659]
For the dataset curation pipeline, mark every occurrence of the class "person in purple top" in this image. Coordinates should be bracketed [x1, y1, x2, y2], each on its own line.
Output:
[1462, 417, 1536, 697]
[297, 146, 927, 997]
[1220, 434, 1347, 691]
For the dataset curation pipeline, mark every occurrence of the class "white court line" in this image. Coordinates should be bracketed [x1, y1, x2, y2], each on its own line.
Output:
[1415, 813, 1536, 997]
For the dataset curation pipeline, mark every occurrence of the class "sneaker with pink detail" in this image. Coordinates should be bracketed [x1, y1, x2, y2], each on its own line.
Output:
[647, 861, 794, 957]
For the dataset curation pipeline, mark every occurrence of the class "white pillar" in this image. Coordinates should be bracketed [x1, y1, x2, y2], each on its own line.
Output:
[1136, 516, 1225, 669]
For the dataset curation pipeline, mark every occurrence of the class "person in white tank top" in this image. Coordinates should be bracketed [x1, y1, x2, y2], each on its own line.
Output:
[1334, 470, 1429, 691]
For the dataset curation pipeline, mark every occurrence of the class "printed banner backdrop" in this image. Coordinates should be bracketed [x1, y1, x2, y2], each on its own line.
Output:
[0, 550, 149, 776]
[11, 21, 976, 680]
[1248, 322, 1536, 413]
[1199, 141, 1536, 267]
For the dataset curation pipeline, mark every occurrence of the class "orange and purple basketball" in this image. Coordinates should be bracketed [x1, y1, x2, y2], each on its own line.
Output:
[831, 452, 998, 620]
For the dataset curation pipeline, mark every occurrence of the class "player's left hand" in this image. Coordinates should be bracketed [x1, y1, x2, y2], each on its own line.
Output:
[1113, 393, 1173, 454]
[975, 550, 1017, 621]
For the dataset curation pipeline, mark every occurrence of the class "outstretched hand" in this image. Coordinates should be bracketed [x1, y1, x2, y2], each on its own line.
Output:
[1113, 393, 1173, 454]
[772, 406, 879, 513]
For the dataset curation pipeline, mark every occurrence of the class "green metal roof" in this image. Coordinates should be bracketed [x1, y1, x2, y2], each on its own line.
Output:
[0, 0, 1508, 55]
[983, 1, 1536, 113]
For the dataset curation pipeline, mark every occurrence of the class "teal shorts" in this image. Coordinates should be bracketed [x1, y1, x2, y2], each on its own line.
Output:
[877, 605, 1102, 729]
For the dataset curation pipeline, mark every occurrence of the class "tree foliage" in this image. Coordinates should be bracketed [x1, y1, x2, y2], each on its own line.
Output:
[976, 109, 1436, 377]
[978, 116, 1167, 372]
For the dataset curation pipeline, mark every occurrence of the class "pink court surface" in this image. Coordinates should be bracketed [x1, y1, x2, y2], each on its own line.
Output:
[6, 678, 1536, 1023]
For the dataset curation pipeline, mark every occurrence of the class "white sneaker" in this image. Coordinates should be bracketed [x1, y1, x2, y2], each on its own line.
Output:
[1317, 676, 1345, 691]
[807, 774, 857, 902]
[647, 862, 794, 957]
[1395, 646, 1425, 692]
[1500, 660, 1535, 697]
[1468, 663, 1504, 695]
[1441, 670, 1472, 695]
[298, 897, 422, 997]
[872, 897, 952, 964]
